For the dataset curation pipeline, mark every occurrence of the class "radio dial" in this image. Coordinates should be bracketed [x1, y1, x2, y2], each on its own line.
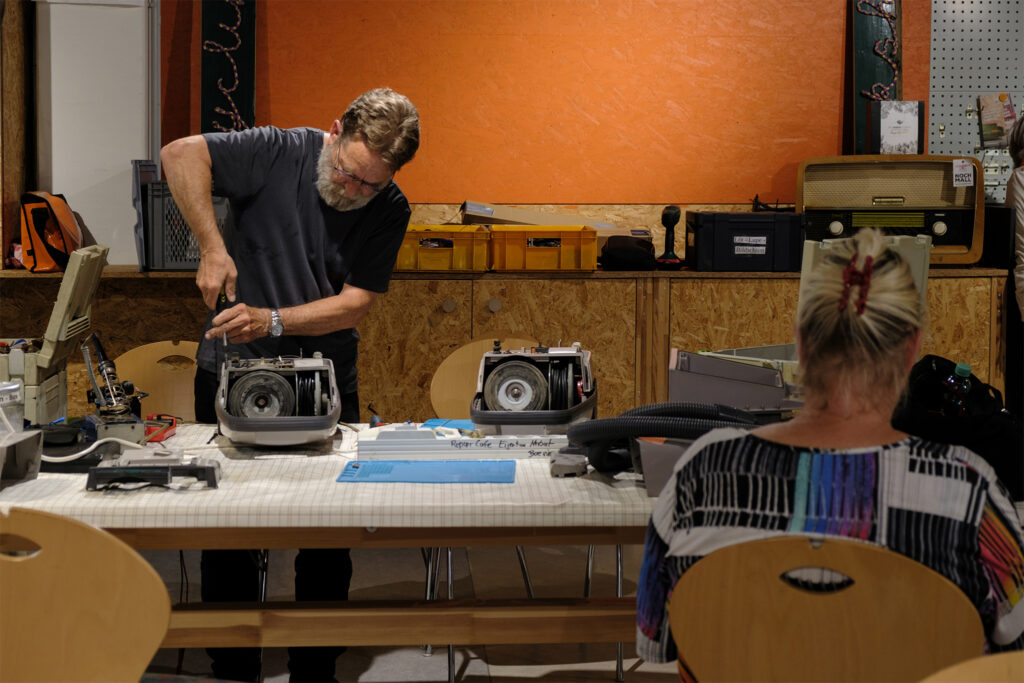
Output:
[932, 221, 948, 237]
[828, 221, 845, 236]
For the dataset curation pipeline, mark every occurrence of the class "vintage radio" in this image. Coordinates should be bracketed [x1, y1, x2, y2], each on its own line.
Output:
[796, 155, 984, 265]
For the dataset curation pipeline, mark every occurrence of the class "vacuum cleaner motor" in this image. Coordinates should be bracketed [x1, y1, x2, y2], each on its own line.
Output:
[470, 341, 597, 435]
[215, 354, 341, 446]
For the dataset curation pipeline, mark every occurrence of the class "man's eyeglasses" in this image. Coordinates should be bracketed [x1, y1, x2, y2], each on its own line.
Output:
[333, 143, 390, 194]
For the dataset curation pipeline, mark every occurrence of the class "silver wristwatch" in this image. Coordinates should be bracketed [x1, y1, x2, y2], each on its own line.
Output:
[269, 308, 283, 337]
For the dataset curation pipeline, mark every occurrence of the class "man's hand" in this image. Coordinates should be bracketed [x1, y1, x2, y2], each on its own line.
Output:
[206, 304, 272, 343]
[197, 250, 239, 310]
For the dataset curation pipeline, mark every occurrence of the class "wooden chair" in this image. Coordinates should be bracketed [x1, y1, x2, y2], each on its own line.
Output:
[113, 340, 199, 422]
[667, 535, 985, 682]
[429, 334, 537, 419]
[0, 507, 171, 682]
[426, 334, 545, 596]
[919, 651, 1024, 682]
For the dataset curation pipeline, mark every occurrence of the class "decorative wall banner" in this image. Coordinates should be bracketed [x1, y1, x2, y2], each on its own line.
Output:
[850, 0, 904, 154]
[201, 0, 255, 133]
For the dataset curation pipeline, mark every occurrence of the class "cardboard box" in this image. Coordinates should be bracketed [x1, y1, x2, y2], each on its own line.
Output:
[461, 201, 616, 228]
[636, 437, 691, 497]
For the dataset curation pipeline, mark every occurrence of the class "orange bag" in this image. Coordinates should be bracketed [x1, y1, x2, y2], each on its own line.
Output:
[19, 191, 83, 272]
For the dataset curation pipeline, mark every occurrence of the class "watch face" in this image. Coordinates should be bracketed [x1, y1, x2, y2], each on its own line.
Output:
[270, 310, 283, 337]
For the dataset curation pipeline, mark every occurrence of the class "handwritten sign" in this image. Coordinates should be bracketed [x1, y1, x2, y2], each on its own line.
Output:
[358, 434, 568, 460]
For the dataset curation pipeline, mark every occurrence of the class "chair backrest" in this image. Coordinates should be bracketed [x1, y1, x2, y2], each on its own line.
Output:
[429, 334, 536, 419]
[919, 650, 1024, 682]
[113, 340, 199, 422]
[667, 535, 985, 682]
[0, 507, 171, 682]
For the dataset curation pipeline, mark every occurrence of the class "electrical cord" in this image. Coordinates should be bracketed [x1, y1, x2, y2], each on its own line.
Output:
[41, 418, 359, 465]
[40, 436, 155, 463]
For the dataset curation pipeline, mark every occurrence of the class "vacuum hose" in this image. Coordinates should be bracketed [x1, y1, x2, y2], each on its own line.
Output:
[566, 402, 757, 475]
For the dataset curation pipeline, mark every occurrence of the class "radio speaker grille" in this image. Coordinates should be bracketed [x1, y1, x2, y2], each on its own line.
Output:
[801, 161, 978, 209]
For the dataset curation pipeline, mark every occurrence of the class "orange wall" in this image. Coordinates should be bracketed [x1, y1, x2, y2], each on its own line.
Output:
[162, 0, 930, 204]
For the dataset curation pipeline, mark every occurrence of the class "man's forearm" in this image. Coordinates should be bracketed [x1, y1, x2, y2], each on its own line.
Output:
[160, 136, 226, 256]
[208, 286, 379, 343]
[278, 286, 378, 336]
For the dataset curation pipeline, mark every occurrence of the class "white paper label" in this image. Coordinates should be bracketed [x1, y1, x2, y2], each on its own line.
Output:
[952, 159, 975, 187]
[734, 246, 767, 255]
[878, 101, 921, 154]
[733, 235, 767, 245]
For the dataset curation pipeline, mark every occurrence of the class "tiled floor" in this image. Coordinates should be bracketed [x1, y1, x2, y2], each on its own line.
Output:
[143, 544, 677, 682]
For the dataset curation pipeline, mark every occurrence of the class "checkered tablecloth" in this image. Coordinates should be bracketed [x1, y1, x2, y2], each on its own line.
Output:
[0, 424, 654, 531]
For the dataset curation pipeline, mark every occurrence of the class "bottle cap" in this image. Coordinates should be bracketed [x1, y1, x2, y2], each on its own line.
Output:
[954, 362, 971, 377]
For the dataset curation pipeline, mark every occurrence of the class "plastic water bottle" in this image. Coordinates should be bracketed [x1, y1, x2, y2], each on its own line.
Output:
[942, 362, 972, 418]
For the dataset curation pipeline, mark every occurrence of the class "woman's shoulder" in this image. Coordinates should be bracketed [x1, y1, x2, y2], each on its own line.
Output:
[900, 435, 1002, 478]
[680, 427, 758, 456]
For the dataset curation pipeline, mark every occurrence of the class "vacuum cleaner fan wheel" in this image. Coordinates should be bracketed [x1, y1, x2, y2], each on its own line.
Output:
[483, 360, 548, 411]
[228, 370, 296, 418]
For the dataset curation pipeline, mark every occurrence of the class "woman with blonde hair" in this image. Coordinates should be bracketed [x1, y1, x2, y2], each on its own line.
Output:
[636, 228, 1024, 665]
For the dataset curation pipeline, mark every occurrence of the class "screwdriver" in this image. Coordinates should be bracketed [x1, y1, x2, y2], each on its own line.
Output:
[217, 286, 229, 347]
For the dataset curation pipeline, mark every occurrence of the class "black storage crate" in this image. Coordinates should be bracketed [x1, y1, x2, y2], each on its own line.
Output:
[145, 182, 201, 270]
[684, 212, 805, 272]
[131, 159, 232, 271]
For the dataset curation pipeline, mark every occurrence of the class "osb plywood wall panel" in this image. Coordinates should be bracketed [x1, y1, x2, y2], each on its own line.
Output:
[473, 279, 636, 418]
[357, 279, 474, 422]
[669, 276, 998, 388]
[670, 279, 801, 353]
[924, 277, 992, 385]
[162, 0, 931, 204]
[1, 0, 28, 265]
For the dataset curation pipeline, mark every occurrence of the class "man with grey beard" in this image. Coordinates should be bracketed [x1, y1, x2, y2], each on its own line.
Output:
[160, 87, 419, 683]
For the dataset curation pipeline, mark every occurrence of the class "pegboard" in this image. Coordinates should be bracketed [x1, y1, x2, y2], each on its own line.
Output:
[929, 0, 1023, 202]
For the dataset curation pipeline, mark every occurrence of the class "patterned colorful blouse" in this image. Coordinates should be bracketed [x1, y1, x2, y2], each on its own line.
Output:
[636, 428, 1024, 664]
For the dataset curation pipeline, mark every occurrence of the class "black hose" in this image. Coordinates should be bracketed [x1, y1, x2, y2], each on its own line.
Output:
[566, 402, 757, 476]
[567, 415, 745, 444]
[618, 401, 757, 425]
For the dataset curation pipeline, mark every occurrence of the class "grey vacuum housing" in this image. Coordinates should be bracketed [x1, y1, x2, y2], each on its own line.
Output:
[215, 354, 341, 446]
[470, 342, 597, 435]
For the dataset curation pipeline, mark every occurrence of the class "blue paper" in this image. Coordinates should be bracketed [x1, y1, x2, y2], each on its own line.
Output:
[421, 418, 477, 431]
[337, 459, 515, 483]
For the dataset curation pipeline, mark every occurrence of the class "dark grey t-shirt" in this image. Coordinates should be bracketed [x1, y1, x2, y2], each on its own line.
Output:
[195, 126, 411, 393]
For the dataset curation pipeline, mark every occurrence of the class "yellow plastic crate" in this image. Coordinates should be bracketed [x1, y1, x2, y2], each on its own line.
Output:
[488, 225, 597, 271]
[395, 225, 489, 271]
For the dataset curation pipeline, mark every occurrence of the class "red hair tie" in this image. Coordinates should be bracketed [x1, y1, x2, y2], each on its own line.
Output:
[838, 254, 874, 314]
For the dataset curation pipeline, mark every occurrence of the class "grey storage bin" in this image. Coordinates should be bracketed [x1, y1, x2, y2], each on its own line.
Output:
[131, 159, 232, 271]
